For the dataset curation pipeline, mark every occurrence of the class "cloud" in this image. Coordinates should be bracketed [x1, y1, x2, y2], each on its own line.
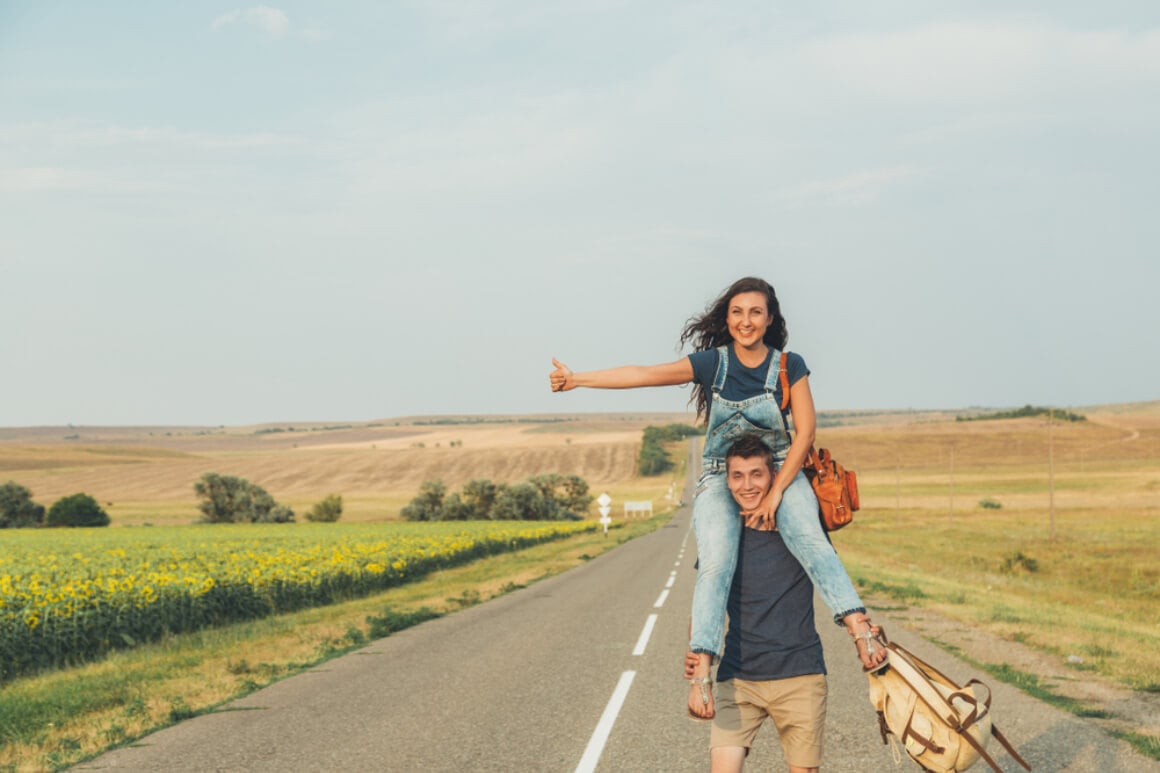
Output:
[0, 120, 307, 152]
[211, 6, 291, 38]
[777, 166, 928, 205]
[0, 167, 164, 193]
[798, 22, 1160, 105]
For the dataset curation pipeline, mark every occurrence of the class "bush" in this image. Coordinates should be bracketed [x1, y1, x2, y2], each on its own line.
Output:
[638, 424, 700, 476]
[491, 482, 557, 520]
[306, 494, 344, 522]
[979, 498, 1003, 510]
[0, 481, 45, 528]
[1000, 551, 1039, 574]
[400, 474, 593, 521]
[193, 472, 294, 523]
[528, 474, 593, 516]
[46, 493, 110, 528]
[461, 479, 500, 519]
[400, 479, 447, 521]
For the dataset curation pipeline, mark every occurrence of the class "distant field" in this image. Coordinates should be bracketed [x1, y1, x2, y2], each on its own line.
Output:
[0, 413, 693, 525]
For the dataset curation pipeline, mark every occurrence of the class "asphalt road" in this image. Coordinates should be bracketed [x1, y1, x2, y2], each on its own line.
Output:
[77, 446, 1159, 772]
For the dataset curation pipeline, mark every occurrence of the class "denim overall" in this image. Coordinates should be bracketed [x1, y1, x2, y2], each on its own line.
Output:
[689, 346, 866, 656]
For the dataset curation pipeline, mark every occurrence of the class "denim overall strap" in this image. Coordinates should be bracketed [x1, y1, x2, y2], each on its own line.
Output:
[711, 345, 729, 395]
[764, 348, 784, 403]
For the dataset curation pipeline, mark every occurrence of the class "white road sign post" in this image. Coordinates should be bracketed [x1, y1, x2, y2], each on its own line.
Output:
[597, 492, 612, 536]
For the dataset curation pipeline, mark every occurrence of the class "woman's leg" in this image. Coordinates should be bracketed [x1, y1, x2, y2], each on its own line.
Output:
[776, 472, 885, 668]
[688, 472, 742, 718]
[690, 472, 742, 656]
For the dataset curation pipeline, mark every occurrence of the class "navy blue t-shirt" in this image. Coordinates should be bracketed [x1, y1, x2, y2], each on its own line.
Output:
[686, 346, 809, 421]
[716, 526, 826, 682]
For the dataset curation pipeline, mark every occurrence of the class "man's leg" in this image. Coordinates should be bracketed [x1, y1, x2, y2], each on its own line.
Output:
[710, 746, 746, 773]
[709, 679, 766, 772]
[765, 673, 827, 772]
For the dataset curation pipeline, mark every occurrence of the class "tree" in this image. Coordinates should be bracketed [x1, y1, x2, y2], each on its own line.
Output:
[460, 479, 500, 520]
[400, 479, 447, 521]
[46, 493, 110, 527]
[491, 482, 559, 521]
[0, 481, 45, 528]
[528, 474, 592, 517]
[400, 474, 594, 522]
[438, 492, 473, 521]
[306, 494, 344, 523]
[637, 424, 699, 476]
[193, 472, 294, 523]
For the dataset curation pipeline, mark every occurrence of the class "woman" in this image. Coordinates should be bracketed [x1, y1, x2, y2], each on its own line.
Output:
[549, 277, 883, 719]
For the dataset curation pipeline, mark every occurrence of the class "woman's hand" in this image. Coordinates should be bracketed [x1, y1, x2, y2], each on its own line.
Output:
[741, 488, 782, 531]
[549, 358, 575, 392]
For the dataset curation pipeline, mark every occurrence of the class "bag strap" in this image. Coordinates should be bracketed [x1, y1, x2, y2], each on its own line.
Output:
[990, 724, 1033, 771]
[778, 351, 790, 411]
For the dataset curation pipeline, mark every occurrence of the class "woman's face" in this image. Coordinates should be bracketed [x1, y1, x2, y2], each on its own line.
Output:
[726, 291, 770, 349]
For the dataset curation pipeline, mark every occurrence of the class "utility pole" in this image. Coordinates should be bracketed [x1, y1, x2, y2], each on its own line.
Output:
[948, 444, 955, 525]
[895, 456, 901, 525]
[1048, 408, 1056, 540]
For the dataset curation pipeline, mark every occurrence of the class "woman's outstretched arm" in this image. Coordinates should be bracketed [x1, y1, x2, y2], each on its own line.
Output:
[549, 357, 693, 392]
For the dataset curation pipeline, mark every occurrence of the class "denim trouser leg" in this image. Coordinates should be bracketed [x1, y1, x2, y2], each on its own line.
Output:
[689, 472, 741, 656]
[776, 470, 866, 623]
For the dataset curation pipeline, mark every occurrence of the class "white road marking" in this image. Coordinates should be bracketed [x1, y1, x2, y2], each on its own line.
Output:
[633, 614, 658, 656]
[575, 671, 636, 773]
[654, 590, 669, 608]
[665, 574, 676, 588]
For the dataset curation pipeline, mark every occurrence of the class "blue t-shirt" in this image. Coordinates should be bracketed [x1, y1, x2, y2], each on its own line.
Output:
[716, 526, 826, 682]
[686, 346, 810, 420]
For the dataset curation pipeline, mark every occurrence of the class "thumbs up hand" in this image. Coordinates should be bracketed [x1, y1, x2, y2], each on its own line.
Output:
[549, 358, 574, 392]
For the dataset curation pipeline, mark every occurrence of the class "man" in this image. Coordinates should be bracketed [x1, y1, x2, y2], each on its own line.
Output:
[686, 433, 832, 773]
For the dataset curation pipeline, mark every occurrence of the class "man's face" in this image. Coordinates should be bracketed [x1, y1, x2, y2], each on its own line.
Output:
[726, 454, 772, 510]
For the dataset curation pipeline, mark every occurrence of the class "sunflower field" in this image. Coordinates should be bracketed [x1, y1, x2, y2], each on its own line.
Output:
[0, 520, 596, 681]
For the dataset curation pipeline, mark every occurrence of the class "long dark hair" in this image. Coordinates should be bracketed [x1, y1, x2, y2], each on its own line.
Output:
[680, 277, 788, 423]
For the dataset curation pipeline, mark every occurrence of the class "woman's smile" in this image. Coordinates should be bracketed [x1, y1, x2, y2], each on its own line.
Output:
[726, 291, 770, 350]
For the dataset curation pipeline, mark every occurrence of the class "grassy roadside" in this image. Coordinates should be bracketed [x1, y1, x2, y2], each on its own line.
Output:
[833, 506, 1160, 691]
[832, 504, 1160, 760]
[0, 513, 672, 773]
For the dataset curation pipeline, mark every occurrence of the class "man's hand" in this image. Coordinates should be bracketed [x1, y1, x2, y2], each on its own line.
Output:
[683, 650, 698, 680]
[740, 488, 782, 531]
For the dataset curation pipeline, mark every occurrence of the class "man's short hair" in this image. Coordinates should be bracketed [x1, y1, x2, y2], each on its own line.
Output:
[725, 433, 775, 472]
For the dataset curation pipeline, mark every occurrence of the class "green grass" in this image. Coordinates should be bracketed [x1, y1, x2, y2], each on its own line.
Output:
[1110, 730, 1160, 761]
[982, 663, 1112, 719]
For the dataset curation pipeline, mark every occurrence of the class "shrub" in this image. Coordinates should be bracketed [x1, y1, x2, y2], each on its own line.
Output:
[401, 474, 594, 521]
[491, 482, 557, 521]
[638, 424, 700, 476]
[400, 479, 447, 521]
[193, 472, 294, 523]
[528, 473, 593, 517]
[306, 494, 344, 523]
[461, 479, 500, 519]
[0, 481, 45, 528]
[979, 498, 1003, 510]
[1000, 551, 1039, 574]
[46, 493, 110, 528]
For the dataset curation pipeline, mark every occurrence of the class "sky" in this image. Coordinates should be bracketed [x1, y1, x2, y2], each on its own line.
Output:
[2, 2, 1158, 427]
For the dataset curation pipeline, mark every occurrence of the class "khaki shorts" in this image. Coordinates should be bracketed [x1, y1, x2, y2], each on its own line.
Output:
[710, 674, 827, 768]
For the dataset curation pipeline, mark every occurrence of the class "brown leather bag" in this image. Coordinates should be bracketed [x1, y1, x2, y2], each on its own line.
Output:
[777, 352, 861, 531]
